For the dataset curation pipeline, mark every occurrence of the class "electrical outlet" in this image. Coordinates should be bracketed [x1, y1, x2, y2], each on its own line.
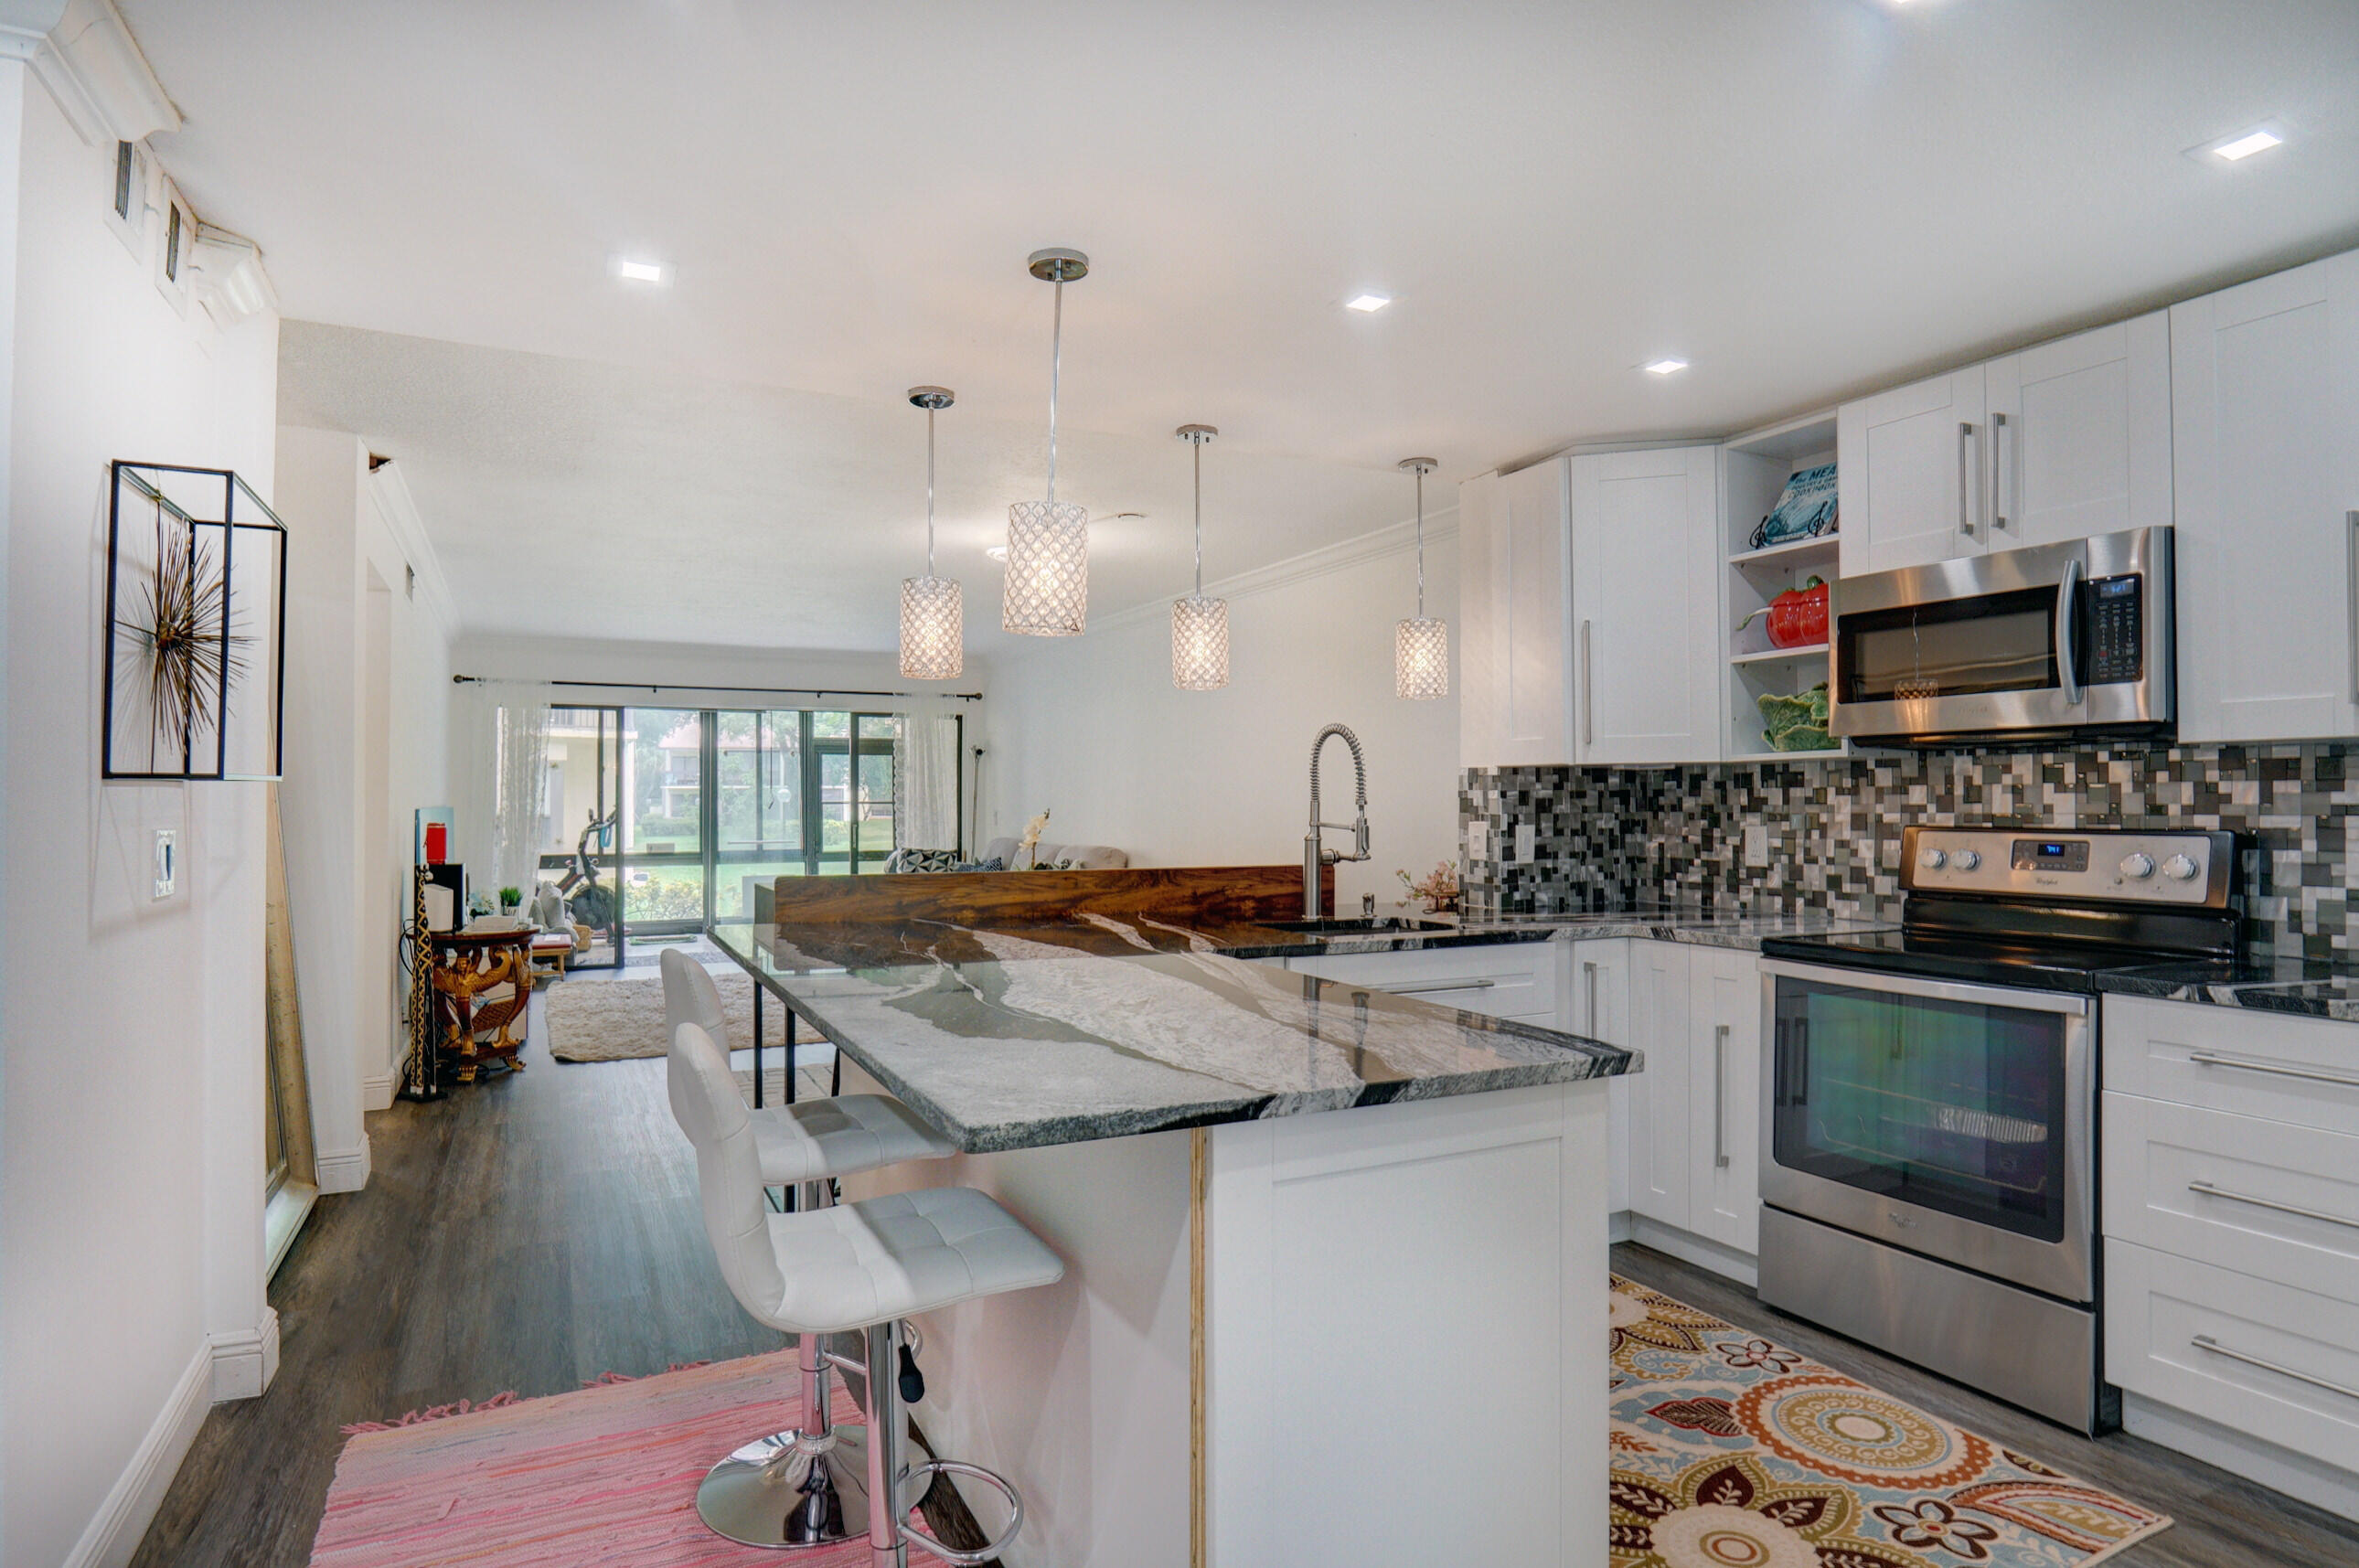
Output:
[1467, 820, 1489, 859]
[1514, 822, 1536, 862]
[153, 828, 177, 899]
[1745, 823, 1771, 869]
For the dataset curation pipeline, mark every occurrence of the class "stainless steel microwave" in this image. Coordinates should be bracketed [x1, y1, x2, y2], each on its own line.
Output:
[1828, 526, 2173, 747]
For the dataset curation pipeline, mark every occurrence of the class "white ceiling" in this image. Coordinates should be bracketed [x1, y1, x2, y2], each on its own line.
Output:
[127, 0, 2359, 649]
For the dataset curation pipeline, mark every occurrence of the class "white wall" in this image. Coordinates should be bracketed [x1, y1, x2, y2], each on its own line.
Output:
[977, 519, 1459, 913]
[274, 432, 454, 1149]
[2, 57, 282, 1568]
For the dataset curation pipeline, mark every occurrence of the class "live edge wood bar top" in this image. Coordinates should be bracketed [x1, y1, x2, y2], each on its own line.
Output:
[707, 865, 1637, 1155]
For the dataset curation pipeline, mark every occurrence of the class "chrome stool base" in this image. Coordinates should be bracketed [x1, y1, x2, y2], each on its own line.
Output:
[697, 1422, 873, 1550]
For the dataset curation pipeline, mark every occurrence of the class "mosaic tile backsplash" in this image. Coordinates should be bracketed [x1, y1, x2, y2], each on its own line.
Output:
[1459, 744, 2359, 959]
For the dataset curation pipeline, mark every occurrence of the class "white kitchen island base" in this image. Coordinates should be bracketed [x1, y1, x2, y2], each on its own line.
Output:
[841, 1065, 1611, 1568]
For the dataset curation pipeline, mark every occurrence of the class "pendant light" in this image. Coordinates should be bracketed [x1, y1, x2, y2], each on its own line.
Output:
[1003, 247, 1091, 636]
[899, 387, 962, 680]
[1394, 457, 1448, 699]
[1171, 424, 1229, 690]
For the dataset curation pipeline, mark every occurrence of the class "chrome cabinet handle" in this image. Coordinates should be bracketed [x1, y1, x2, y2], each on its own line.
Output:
[2192, 1335, 2359, 1403]
[2056, 556, 2084, 705]
[2347, 511, 2359, 702]
[2188, 1050, 2359, 1090]
[2187, 1179, 2359, 1232]
[1958, 422, 1978, 539]
[1991, 411, 2012, 534]
[1376, 976, 1499, 995]
[1584, 960, 1599, 1036]
[1713, 1023, 1731, 1168]
[1579, 618, 1595, 749]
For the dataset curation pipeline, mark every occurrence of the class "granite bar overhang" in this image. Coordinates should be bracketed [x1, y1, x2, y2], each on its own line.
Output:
[707, 905, 1884, 1154]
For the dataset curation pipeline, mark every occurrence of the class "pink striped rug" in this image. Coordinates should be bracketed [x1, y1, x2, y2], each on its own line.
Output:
[310, 1349, 879, 1566]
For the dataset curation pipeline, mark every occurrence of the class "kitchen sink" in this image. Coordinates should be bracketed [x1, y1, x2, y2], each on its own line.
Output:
[1257, 916, 1457, 934]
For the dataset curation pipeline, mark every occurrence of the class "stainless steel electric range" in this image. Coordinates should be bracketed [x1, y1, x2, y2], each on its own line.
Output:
[1756, 824, 2242, 1434]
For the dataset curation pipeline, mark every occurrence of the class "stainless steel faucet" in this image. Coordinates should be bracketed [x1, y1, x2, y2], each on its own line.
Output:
[1305, 723, 1370, 917]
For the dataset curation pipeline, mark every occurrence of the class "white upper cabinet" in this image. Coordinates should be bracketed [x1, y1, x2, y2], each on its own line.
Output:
[1570, 446, 1723, 764]
[1983, 312, 2172, 549]
[2173, 251, 2359, 743]
[1458, 459, 1574, 769]
[1837, 314, 2172, 574]
[1838, 367, 1987, 575]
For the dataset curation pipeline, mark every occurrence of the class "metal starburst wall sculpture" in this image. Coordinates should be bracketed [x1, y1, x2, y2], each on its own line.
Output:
[130, 502, 249, 768]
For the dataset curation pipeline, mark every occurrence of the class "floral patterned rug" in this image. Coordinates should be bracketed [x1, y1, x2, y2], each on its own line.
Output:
[1609, 1275, 2170, 1567]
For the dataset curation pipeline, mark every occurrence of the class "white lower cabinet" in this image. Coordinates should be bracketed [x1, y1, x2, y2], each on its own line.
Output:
[1618, 938, 1763, 1272]
[2102, 996, 2359, 1518]
[1282, 940, 1559, 1022]
[1564, 939, 1633, 1217]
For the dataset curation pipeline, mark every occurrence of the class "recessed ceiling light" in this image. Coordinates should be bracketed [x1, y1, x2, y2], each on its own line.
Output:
[1644, 357, 1690, 376]
[614, 258, 668, 284]
[1344, 293, 1392, 314]
[2213, 128, 2284, 162]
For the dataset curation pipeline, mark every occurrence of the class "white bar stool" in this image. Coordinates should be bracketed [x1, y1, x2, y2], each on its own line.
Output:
[659, 949, 959, 1548]
[670, 1019, 1063, 1563]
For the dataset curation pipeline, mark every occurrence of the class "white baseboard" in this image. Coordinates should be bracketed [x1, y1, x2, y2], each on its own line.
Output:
[361, 1073, 395, 1112]
[315, 1137, 371, 1193]
[2123, 1393, 2359, 1524]
[1628, 1216, 1760, 1288]
[207, 1309, 281, 1403]
[63, 1340, 210, 1568]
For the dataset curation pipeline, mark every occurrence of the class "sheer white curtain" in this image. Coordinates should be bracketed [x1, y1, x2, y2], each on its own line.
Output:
[491, 700, 552, 900]
[895, 713, 961, 853]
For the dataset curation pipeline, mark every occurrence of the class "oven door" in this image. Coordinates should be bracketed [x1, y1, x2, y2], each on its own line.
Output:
[1828, 526, 2172, 742]
[1759, 960, 2094, 1303]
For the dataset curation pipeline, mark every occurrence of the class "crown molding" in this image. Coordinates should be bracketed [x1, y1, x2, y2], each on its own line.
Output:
[1083, 508, 1459, 636]
[8, 0, 177, 147]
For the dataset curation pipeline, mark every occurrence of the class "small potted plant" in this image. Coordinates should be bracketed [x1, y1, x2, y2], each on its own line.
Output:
[1396, 861, 1462, 916]
[498, 885, 522, 915]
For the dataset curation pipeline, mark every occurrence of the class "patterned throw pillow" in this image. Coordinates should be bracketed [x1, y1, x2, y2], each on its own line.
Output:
[952, 856, 1007, 872]
[885, 848, 963, 874]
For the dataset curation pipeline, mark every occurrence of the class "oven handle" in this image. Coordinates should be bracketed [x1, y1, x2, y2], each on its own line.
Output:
[2056, 556, 2085, 705]
[1759, 958, 2091, 1016]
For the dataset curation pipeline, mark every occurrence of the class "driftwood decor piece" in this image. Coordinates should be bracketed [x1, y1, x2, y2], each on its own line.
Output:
[101, 461, 287, 782]
[263, 786, 317, 1194]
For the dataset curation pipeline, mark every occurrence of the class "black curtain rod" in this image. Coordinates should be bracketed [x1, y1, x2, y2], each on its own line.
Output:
[452, 675, 983, 701]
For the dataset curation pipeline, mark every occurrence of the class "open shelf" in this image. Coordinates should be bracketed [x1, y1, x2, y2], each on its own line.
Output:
[1728, 534, 1839, 569]
[1730, 641, 1829, 667]
[1726, 748, 1849, 764]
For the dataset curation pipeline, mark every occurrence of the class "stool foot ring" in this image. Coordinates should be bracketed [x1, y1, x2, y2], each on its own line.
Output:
[900, 1457, 1024, 1566]
[697, 1422, 873, 1550]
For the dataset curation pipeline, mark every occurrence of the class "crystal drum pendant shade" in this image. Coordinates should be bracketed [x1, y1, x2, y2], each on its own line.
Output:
[1004, 248, 1093, 636]
[1171, 423, 1229, 689]
[1394, 457, 1448, 699]
[899, 387, 964, 680]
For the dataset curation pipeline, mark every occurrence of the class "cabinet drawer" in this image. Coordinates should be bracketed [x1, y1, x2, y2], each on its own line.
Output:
[2103, 996, 2359, 1135]
[2107, 1239, 2359, 1472]
[2102, 1093, 2359, 1304]
[1289, 943, 1558, 1021]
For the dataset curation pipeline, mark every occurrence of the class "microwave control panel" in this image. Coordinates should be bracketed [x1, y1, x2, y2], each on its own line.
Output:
[2083, 575, 2144, 684]
[1902, 826, 2235, 908]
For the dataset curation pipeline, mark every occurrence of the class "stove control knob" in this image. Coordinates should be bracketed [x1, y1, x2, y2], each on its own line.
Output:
[2162, 853, 2200, 882]
[2119, 853, 2156, 880]
[1917, 848, 1947, 871]
[1952, 849, 1981, 871]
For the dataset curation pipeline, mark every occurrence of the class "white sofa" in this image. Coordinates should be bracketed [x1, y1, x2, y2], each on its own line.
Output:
[978, 836, 1130, 870]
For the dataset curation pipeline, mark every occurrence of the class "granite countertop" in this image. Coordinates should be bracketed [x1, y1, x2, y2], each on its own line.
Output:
[708, 916, 1636, 1153]
[2095, 956, 2359, 1021]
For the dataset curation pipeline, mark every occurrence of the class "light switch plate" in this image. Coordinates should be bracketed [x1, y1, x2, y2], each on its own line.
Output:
[1745, 823, 1771, 869]
[1514, 822, 1536, 862]
[1468, 820, 1489, 859]
[153, 828, 177, 899]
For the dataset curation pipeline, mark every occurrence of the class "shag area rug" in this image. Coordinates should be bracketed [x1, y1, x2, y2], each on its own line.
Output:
[544, 965, 817, 1062]
[310, 1350, 885, 1566]
[1609, 1275, 2170, 1566]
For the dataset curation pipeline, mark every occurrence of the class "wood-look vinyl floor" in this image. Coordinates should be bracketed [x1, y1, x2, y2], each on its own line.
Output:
[1613, 1242, 2359, 1567]
[132, 988, 836, 1568]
